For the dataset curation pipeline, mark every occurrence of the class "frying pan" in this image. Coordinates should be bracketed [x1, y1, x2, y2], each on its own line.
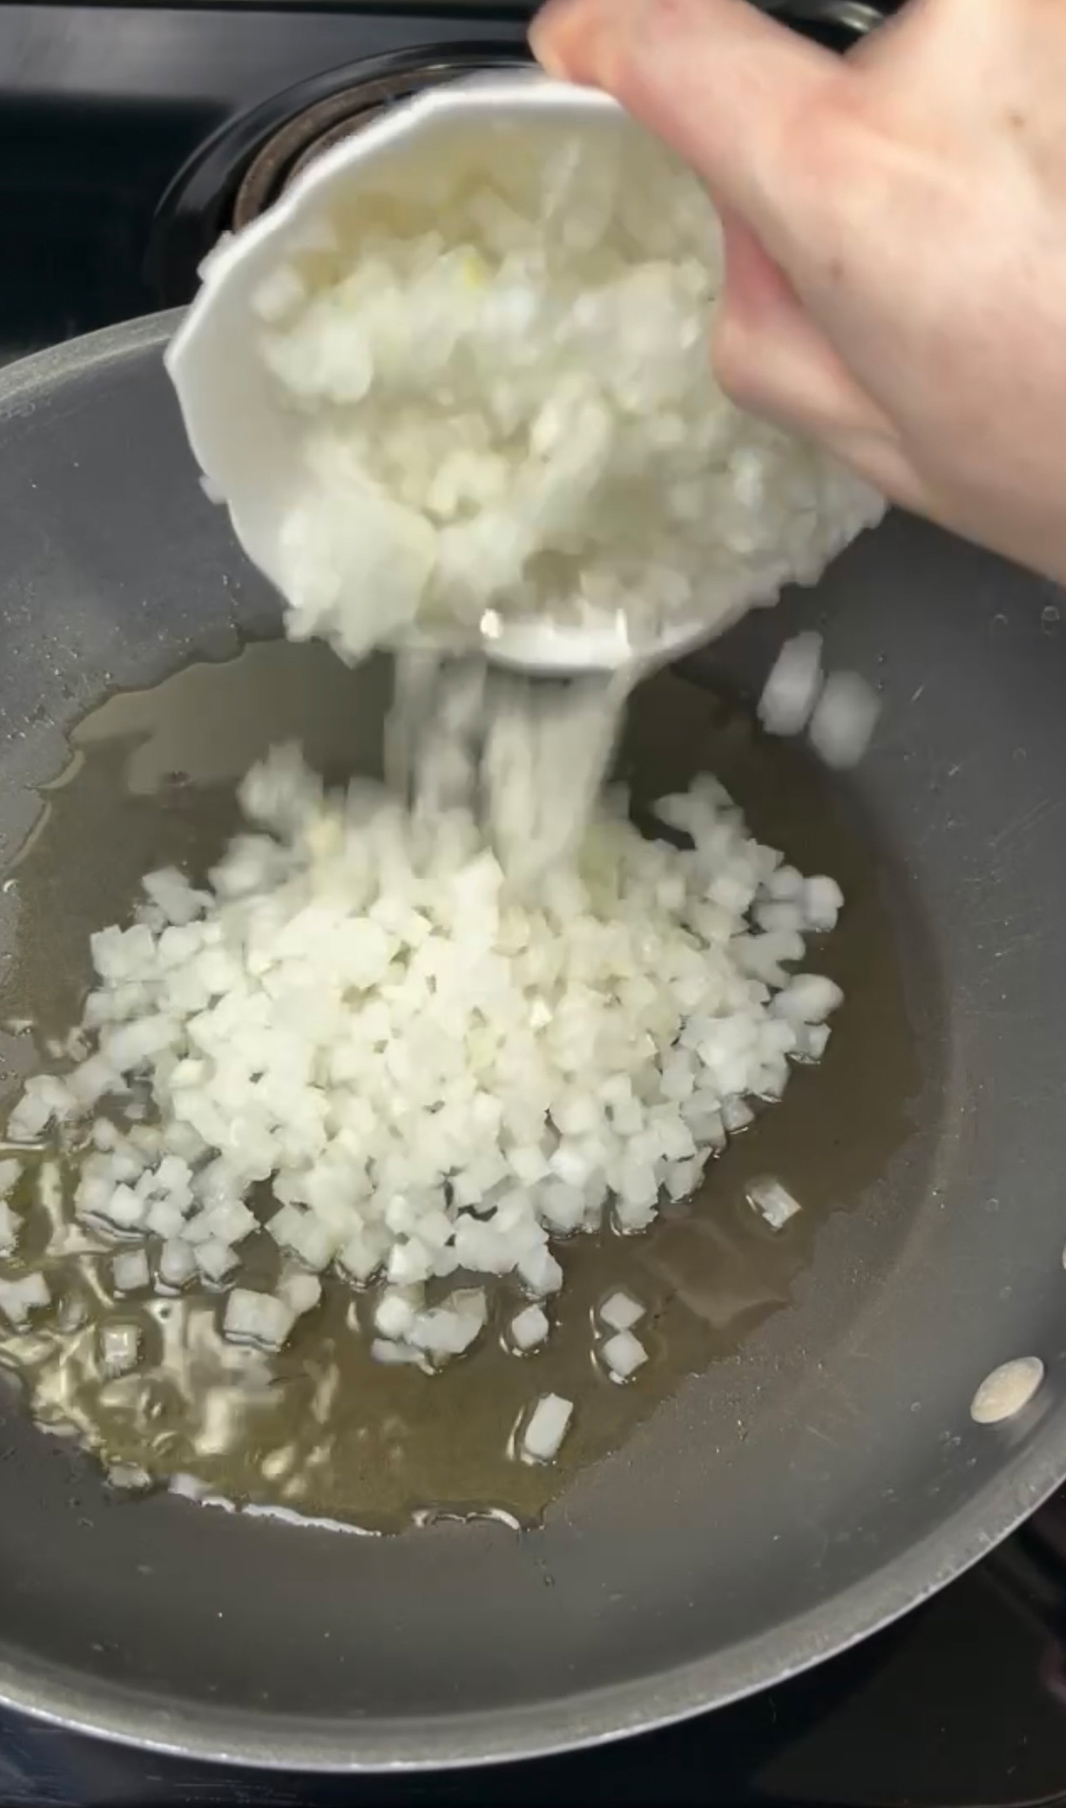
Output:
[1, 10, 1066, 1778]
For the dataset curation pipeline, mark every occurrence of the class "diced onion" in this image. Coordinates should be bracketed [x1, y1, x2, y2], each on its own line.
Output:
[223, 1288, 295, 1352]
[100, 1322, 141, 1376]
[759, 633, 824, 736]
[509, 1304, 549, 1352]
[601, 1329, 648, 1381]
[520, 1392, 573, 1463]
[243, 139, 881, 663]
[599, 1290, 645, 1333]
[4, 738, 847, 1384]
[0, 1201, 19, 1257]
[112, 1249, 150, 1294]
[747, 1177, 802, 1230]
[158, 1239, 198, 1290]
[808, 672, 880, 769]
[0, 1271, 50, 1327]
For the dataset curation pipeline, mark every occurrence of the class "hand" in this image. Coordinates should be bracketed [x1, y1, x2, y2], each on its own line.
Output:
[530, 0, 1066, 585]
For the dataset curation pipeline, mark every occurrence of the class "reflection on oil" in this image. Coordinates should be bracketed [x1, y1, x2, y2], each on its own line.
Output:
[0, 641, 923, 1530]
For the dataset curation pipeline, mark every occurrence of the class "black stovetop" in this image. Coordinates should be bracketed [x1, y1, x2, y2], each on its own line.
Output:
[1, 6, 1065, 1803]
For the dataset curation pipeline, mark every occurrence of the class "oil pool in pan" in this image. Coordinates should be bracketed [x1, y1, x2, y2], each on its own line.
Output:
[0, 642, 923, 1531]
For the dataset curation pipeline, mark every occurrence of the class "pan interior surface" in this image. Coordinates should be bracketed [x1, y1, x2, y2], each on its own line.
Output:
[0, 318, 1064, 1767]
[0, 630, 920, 1533]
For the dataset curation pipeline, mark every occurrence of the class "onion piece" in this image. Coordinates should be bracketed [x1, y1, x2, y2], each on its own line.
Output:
[599, 1290, 645, 1333]
[0, 1201, 19, 1257]
[195, 1238, 237, 1284]
[279, 1271, 322, 1318]
[520, 1393, 573, 1463]
[112, 1249, 150, 1294]
[223, 1288, 295, 1351]
[747, 1177, 801, 1230]
[157, 1239, 198, 1290]
[759, 633, 823, 736]
[100, 1322, 141, 1376]
[408, 1289, 486, 1358]
[808, 671, 880, 768]
[375, 1290, 418, 1340]
[370, 1338, 427, 1369]
[601, 1329, 648, 1381]
[0, 1271, 50, 1327]
[510, 1303, 549, 1351]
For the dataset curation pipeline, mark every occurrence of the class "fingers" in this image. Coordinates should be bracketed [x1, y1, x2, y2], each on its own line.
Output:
[530, 0, 849, 263]
[713, 209, 929, 512]
[714, 209, 892, 440]
[528, 0, 931, 515]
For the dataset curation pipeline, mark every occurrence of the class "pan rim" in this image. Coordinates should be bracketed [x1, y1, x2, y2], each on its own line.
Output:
[0, 1399, 1061, 1769]
[0, 314, 1065, 1769]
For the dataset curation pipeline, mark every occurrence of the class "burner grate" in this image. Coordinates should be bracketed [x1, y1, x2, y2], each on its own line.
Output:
[146, 43, 527, 307]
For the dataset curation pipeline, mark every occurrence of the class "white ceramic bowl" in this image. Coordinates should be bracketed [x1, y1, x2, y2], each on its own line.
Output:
[165, 69, 720, 674]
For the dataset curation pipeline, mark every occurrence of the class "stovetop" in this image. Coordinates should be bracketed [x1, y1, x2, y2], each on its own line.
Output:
[1, 5, 1065, 1803]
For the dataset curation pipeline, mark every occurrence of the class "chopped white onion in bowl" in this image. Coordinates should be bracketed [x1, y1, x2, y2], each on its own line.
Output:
[178, 121, 883, 667]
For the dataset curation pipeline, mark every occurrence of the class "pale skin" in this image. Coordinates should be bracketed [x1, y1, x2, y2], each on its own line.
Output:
[530, 0, 1066, 586]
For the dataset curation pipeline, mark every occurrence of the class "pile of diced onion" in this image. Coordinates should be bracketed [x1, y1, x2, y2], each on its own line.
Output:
[248, 130, 883, 661]
[3, 743, 843, 1461]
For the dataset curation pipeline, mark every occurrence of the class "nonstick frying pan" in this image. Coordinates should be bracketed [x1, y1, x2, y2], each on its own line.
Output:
[2, 24, 1066, 1780]
[2, 305, 1065, 1770]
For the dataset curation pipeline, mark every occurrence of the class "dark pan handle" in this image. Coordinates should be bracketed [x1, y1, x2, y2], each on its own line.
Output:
[764, 0, 895, 47]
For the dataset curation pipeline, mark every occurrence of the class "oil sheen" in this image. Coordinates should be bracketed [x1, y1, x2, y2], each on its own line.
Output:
[0, 642, 923, 1530]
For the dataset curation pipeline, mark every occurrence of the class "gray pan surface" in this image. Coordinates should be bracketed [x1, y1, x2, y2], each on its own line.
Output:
[0, 315, 1064, 1768]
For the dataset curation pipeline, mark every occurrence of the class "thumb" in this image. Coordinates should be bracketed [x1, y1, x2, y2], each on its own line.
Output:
[530, 0, 849, 264]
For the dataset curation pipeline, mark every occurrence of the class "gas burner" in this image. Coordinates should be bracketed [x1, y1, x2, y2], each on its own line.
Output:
[145, 7, 892, 312]
[146, 43, 528, 309]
